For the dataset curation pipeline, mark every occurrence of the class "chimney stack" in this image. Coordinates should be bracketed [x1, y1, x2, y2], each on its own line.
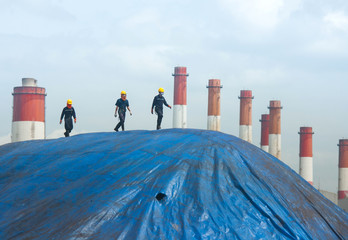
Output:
[338, 139, 348, 210]
[299, 127, 314, 185]
[268, 100, 282, 159]
[259, 114, 270, 152]
[172, 66, 189, 128]
[11, 78, 47, 142]
[239, 90, 253, 142]
[207, 79, 222, 131]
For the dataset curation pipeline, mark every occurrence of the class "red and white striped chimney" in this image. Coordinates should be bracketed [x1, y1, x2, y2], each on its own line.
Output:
[259, 114, 270, 152]
[299, 127, 314, 185]
[11, 78, 46, 142]
[173, 66, 189, 128]
[239, 90, 253, 142]
[338, 139, 348, 207]
[207, 79, 222, 131]
[268, 100, 282, 159]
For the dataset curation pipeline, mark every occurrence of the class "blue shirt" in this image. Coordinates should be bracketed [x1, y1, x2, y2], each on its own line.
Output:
[116, 99, 129, 112]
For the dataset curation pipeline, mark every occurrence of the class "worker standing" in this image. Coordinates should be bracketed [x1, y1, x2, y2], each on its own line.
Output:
[114, 91, 132, 132]
[60, 99, 76, 137]
[151, 88, 171, 130]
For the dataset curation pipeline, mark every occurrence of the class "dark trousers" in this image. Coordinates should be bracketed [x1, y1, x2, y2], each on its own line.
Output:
[115, 111, 126, 131]
[155, 107, 163, 129]
[64, 118, 73, 137]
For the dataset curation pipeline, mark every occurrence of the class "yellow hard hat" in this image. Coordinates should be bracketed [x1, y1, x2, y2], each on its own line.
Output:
[67, 99, 72, 105]
[158, 88, 164, 93]
[121, 91, 126, 95]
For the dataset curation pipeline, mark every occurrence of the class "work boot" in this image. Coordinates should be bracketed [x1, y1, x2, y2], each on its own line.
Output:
[157, 125, 161, 130]
[114, 127, 118, 132]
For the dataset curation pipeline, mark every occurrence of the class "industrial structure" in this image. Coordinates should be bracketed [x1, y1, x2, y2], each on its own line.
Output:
[238, 90, 253, 143]
[172, 66, 189, 128]
[338, 139, 348, 211]
[207, 79, 222, 131]
[11, 78, 46, 142]
[268, 100, 282, 159]
[259, 114, 270, 152]
[299, 127, 314, 185]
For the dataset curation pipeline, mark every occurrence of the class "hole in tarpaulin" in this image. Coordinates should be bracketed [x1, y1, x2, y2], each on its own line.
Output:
[156, 192, 167, 202]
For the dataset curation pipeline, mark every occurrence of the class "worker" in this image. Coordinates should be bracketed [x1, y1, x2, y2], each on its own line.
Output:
[60, 99, 76, 137]
[151, 88, 171, 130]
[114, 91, 132, 132]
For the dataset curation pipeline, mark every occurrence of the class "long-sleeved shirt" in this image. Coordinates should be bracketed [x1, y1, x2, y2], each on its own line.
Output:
[60, 107, 76, 121]
[115, 98, 129, 113]
[152, 94, 169, 110]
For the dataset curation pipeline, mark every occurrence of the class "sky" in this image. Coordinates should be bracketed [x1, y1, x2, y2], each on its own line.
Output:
[0, 0, 347, 193]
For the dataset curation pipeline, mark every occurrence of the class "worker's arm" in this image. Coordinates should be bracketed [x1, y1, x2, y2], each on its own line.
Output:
[73, 108, 77, 123]
[164, 98, 172, 109]
[127, 106, 132, 116]
[114, 106, 118, 117]
[59, 108, 65, 124]
[151, 97, 156, 114]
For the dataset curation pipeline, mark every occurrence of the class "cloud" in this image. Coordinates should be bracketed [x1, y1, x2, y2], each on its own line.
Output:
[0, 0, 75, 37]
[324, 11, 348, 32]
[218, 0, 302, 30]
[100, 44, 173, 76]
[240, 67, 286, 85]
[307, 37, 348, 55]
[306, 11, 348, 55]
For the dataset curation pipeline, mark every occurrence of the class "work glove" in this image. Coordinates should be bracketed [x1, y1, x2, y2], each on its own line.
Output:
[169, 105, 172, 109]
[114, 113, 117, 117]
[151, 109, 153, 114]
[59, 120, 62, 124]
[130, 111, 133, 116]
[74, 118, 77, 123]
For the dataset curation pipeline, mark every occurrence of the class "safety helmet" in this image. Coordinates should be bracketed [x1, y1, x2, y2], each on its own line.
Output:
[121, 91, 126, 95]
[67, 99, 72, 105]
[158, 88, 164, 93]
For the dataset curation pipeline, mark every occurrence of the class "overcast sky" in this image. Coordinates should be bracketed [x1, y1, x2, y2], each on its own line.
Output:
[0, 0, 347, 193]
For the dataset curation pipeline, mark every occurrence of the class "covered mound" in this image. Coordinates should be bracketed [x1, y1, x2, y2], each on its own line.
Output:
[0, 129, 347, 239]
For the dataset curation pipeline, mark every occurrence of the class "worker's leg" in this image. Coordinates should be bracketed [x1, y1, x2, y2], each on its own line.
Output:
[156, 108, 163, 130]
[115, 121, 121, 132]
[64, 118, 73, 137]
[120, 112, 126, 131]
[115, 112, 125, 131]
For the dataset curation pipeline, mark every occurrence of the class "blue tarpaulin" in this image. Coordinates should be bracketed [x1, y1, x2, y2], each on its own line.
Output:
[0, 129, 347, 239]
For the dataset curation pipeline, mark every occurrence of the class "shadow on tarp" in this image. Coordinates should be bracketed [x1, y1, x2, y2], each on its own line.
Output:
[0, 129, 347, 239]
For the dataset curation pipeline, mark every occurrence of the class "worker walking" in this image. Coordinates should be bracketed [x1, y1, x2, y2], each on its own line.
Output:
[151, 88, 171, 130]
[60, 99, 76, 137]
[114, 91, 132, 132]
